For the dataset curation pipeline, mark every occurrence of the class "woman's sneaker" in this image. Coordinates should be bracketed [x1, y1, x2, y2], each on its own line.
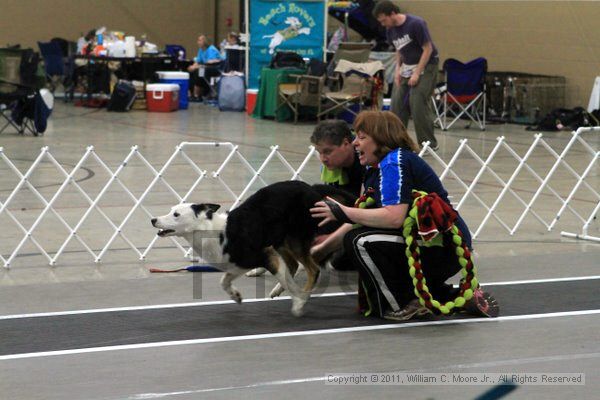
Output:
[463, 288, 499, 318]
[383, 299, 431, 321]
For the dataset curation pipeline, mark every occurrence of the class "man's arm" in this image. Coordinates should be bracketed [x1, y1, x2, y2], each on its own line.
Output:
[310, 223, 354, 261]
[408, 41, 432, 87]
[394, 51, 403, 86]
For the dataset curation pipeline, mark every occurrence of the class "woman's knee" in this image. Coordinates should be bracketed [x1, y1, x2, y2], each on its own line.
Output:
[342, 228, 360, 255]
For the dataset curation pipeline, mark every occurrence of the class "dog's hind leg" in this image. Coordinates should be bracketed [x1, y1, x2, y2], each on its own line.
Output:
[220, 269, 245, 304]
[269, 247, 299, 298]
[291, 246, 320, 294]
[264, 247, 308, 316]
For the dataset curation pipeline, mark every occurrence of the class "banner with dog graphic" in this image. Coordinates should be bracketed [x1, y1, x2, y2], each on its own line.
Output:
[248, 0, 326, 89]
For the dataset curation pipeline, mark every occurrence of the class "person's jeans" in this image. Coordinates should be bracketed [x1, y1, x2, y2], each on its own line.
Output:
[391, 62, 438, 148]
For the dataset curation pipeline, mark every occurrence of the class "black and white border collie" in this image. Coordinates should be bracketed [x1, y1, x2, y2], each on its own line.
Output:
[151, 180, 355, 316]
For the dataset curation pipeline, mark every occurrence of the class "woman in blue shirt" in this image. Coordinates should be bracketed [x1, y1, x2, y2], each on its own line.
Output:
[311, 111, 497, 321]
[187, 35, 222, 101]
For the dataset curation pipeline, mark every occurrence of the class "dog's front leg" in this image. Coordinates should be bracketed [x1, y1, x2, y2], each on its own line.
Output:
[220, 270, 244, 304]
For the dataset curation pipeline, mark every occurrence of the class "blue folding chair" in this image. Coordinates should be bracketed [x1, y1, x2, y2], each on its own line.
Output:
[432, 57, 487, 130]
[38, 41, 70, 96]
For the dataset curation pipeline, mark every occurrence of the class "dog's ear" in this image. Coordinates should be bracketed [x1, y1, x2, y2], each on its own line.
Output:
[191, 203, 221, 218]
[205, 203, 221, 213]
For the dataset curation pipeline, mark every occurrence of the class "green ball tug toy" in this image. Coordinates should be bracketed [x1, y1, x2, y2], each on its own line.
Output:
[402, 192, 498, 317]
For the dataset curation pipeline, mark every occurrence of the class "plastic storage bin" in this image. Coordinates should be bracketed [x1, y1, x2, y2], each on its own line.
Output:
[156, 71, 190, 109]
[146, 84, 179, 112]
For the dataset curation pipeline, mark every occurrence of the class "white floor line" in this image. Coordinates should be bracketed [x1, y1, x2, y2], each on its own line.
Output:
[0, 291, 356, 321]
[1, 309, 599, 362]
[481, 275, 600, 287]
[124, 352, 600, 399]
[1, 274, 599, 321]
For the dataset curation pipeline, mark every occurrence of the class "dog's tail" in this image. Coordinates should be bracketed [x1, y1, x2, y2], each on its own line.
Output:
[312, 184, 357, 206]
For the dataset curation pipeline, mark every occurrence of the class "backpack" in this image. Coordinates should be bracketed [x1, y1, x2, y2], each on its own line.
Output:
[307, 58, 327, 77]
[217, 74, 245, 111]
[269, 51, 305, 70]
[107, 80, 136, 112]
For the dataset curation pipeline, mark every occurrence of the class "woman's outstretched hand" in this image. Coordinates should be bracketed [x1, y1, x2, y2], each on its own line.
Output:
[310, 196, 351, 227]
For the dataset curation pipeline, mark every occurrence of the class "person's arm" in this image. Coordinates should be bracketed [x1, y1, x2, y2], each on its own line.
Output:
[394, 51, 403, 86]
[205, 46, 222, 64]
[310, 223, 354, 262]
[188, 49, 201, 71]
[408, 41, 432, 87]
[310, 199, 409, 230]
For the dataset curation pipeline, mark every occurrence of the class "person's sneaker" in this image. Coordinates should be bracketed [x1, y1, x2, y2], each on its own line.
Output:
[383, 299, 431, 321]
[463, 288, 499, 318]
[431, 144, 440, 151]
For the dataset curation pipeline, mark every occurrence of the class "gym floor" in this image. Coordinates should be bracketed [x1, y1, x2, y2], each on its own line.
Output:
[0, 102, 598, 399]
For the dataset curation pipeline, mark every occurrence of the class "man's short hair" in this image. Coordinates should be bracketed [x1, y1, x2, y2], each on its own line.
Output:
[310, 120, 353, 146]
[373, 0, 400, 18]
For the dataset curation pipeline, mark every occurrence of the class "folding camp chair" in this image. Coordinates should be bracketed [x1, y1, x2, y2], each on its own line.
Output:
[277, 59, 327, 124]
[1, 48, 51, 136]
[38, 41, 73, 99]
[321, 59, 385, 118]
[432, 57, 487, 130]
[330, 42, 372, 65]
[0, 80, 53, 136]
[326, 42, 372, 83]
[278, 74, 326, 124]
[198, 61, 223, 101]
[0, 80, 29, 134]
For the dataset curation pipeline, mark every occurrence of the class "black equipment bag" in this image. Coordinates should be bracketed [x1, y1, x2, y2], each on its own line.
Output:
[269, 51, 305, 69]
[307, 58, 327, 76]
[107, 80, 136, 112]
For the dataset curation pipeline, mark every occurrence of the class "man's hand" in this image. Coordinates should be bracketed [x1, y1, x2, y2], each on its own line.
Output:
[187, 63, 199, 72]
[394, 68, 402, 86]
[312, 234, 329, 246]
[408, 70, 421, 87]
[310, 241, 328, 263]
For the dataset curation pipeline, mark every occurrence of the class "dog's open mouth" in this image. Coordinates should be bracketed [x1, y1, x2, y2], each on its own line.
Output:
[157, 229, 175, 237]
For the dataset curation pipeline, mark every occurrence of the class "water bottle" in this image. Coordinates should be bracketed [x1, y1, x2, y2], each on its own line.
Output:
[178, 50, 184, 61]
[97, 33, 103, 45]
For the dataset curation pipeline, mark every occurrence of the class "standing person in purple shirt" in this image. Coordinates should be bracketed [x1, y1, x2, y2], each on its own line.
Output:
[373, 1, 439, 150]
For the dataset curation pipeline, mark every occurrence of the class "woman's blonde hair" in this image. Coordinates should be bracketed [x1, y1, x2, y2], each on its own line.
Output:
[353, 110, 419, 159]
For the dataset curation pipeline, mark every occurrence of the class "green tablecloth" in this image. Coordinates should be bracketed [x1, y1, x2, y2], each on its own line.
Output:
[252, 67, 305, 121]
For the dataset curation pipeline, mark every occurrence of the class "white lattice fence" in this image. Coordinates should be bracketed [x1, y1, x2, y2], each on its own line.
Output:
[0, 128, 598, 268]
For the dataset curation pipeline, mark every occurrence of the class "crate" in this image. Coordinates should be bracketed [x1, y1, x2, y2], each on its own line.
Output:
[486, 72, 566, 124]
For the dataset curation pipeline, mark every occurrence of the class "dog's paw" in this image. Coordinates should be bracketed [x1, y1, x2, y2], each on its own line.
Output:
[291, 294, 309, 317]
[269, 283, 285, 298]
[245, 267, 267, 277]
[230, 289, 243, 304]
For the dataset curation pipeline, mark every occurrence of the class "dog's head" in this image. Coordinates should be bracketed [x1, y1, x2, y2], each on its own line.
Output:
[151, 203, 221, 237]
[285, 16, 301, 28]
